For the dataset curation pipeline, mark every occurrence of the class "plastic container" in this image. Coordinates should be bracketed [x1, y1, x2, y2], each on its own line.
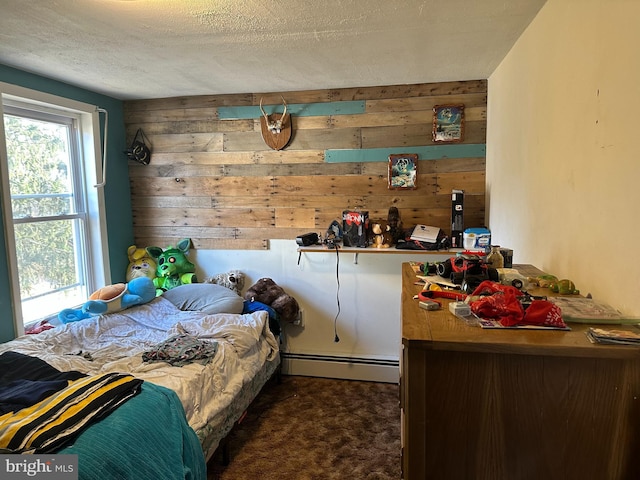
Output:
[463, 228, 491, 252]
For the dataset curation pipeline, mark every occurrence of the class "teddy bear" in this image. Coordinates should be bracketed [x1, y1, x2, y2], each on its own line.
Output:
[370, 220, 392, 248]
[205, 270, 245, 295]
[125, 244, 157, 282]
[57, 276, 156, 323]
[244, 278, 300, 324]
[146, 238, 197, 295]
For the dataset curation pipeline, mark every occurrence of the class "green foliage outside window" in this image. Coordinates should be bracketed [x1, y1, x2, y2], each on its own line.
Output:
[5, 115, 78, 296]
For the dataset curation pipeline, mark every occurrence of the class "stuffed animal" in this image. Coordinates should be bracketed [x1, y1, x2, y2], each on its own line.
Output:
[370, 220, 392, 248]
[126, 244, 157, 282]
[205, 270, 245, 295]
[146, 238, 197, 295]
[57, 277, 156, 323]
[244, 278, 300, 324]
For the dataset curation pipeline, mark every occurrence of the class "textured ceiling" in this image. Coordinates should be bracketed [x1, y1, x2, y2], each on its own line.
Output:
[0, 0, 546, 100]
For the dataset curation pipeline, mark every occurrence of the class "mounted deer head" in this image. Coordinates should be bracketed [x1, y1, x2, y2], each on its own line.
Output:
[258, 96, 292, 150]
[260, 97, 288, 133]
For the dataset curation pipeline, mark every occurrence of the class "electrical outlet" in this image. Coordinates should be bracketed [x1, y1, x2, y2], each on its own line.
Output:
[293, 309, 304, 327]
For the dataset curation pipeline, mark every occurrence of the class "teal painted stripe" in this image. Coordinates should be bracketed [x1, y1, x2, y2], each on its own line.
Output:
[325, 144, 486, 163]
[218, 100, 365, 119]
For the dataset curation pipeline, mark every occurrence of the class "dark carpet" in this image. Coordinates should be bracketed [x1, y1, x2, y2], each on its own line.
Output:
[207, 375, 401, 480]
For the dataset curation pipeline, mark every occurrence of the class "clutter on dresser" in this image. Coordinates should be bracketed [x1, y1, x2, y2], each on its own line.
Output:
[548, 297, 640, 324]
[436, 254, 499, 294]
[467, 280, 568, 329]
[586, 327, 640, 345]
[410, 261, 572, 330]
[486, 245, 504, 268]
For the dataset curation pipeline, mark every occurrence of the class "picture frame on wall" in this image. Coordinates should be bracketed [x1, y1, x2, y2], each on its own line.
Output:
[432, 104, 464, 143]
[388, 154, 418, 190]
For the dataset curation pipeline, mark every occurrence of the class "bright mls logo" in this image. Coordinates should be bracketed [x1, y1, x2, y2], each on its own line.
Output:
[1, 455, 78, 479]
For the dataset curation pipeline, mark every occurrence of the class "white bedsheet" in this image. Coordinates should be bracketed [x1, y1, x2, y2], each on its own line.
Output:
[0, 297, 279, 434]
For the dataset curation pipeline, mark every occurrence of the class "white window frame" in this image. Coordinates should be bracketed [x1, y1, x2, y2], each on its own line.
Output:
[0, 82, 110, 336]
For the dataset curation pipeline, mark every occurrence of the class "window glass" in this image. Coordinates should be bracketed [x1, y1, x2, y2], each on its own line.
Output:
[3, 105, 90, 326]
[13, 220, 87, 323]
[6, 114, 76, 217]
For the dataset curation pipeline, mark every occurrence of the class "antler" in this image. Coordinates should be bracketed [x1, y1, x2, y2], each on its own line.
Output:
[280, 96, 287, 121]
[259, 96, 288, 134]
[259, 97, 270, 125]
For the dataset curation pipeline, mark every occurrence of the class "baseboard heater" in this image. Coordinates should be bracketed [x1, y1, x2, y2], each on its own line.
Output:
[280, 352, 399, 383]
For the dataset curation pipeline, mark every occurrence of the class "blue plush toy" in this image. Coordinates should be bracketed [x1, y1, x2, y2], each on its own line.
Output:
[57, 277, 156, 324]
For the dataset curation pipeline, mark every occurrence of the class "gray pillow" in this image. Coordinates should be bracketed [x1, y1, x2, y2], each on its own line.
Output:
[161, 283, 244, 315]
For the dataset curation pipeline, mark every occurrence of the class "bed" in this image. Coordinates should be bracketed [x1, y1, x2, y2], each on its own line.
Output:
[0, 283, 280, 480]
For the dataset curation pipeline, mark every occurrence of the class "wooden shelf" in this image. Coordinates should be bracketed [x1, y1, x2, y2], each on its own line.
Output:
[297, 245, 459, 264]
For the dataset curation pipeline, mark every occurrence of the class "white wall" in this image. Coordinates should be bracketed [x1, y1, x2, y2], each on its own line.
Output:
[487, 0, 640, 316]
[193, 240, 449, 382]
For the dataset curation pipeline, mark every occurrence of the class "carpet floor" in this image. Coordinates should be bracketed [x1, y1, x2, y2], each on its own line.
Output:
[207, 375, 401, 480]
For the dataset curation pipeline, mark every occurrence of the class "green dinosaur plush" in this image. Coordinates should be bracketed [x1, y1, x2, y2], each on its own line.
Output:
[146, 238, 197, 296]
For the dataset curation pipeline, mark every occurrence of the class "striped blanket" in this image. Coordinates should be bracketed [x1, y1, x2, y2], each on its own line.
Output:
[0, 372, 142, 453]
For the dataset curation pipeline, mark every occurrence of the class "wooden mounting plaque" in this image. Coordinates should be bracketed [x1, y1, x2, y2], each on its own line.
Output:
[260, 113, 291, 150]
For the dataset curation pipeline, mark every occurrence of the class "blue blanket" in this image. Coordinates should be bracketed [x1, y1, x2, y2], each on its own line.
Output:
[56, 382, 206, 480]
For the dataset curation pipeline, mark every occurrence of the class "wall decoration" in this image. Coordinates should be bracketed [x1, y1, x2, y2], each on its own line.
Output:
[432, 104, 464, 143]
[388, 154, 418, 190]
[259, 96, 292, 150]
[125, 128, 152, 165]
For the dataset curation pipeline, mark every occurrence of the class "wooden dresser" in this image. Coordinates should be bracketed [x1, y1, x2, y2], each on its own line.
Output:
[400, 262, 640, 480]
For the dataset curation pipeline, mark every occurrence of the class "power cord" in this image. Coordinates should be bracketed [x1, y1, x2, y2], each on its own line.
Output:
[333, 245, 340, 342]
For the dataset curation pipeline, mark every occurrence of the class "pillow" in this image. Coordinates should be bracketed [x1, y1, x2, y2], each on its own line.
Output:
[161, 283, 244, 315]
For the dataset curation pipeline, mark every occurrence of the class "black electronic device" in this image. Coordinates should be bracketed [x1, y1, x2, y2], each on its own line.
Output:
[451, 189, 464, 248]
[296, 232, 319, 246]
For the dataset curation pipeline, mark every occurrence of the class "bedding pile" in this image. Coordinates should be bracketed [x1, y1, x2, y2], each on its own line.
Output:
[55, 381, 207, 480]
[0, 296, 279, 436]
[0, 352, 142, 454]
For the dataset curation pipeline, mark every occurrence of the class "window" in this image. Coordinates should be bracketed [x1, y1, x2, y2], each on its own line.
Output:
[0, 84, 109, 334]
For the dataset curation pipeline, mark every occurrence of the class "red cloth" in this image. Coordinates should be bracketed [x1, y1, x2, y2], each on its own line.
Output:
[470, 290, 524, 326]
[522, 300, 565, 328]
[24, 320, 55, 334]
[469, 281, 566, 328]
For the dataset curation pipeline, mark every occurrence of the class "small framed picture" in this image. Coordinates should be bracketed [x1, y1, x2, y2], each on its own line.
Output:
[432, 104, 464, 143]
[388, 154, 418, 190]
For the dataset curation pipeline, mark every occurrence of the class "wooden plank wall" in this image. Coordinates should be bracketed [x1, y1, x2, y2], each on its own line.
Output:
[123, 80, 487, 250]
